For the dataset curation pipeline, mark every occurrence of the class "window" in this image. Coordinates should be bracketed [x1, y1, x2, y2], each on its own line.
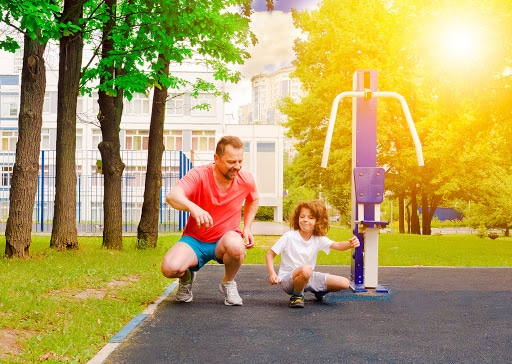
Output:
[92, 129, 102, 149]
[1, 166, 13, 186]
[76, 129, 83, 150]
[166, 94, 184, 115]
[43, 91, 58, 114]
[256, 142, 276, 193]
[163, 130, 182, 150]
[191, 94, 216, 116]
[1, 131, 17, 151]
[1, 95, 19, 117]
[76, 96, 86, 114]
[41, 129, 51, 150]
[125, 93, 150, 115]
[125, 130, 149, 150]
[191, 130, 215, 151]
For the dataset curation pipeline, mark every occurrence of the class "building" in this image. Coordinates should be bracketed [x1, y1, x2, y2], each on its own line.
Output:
[0, 44, 286, 232]
[239, 65, 304, 125]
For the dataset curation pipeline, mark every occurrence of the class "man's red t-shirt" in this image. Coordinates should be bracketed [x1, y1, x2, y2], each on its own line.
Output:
[176, 163, 258, 243]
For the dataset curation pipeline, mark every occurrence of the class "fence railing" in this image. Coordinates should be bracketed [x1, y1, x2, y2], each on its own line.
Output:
[0, 149, 193, 234]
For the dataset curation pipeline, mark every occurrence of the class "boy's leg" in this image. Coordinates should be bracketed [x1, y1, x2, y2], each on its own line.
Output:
[291, 265, 313, 294]
[288, 265, 313, 308]
[325, 274, 350, 291]
[307, 272, 350, 301]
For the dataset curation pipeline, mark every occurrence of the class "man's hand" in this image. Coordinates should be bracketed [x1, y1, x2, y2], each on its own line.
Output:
[190, 206, 213, 229]
[243, 231, 255, 249]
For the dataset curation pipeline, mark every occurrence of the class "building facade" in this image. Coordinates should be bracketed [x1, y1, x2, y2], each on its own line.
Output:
[0, 46, 286, 232]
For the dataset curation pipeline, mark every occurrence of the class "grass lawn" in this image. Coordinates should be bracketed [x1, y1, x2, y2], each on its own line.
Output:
[0, 230, 510, 362]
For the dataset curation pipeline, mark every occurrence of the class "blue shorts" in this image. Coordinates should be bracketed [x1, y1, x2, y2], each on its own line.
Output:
[179, 235, 222, 272]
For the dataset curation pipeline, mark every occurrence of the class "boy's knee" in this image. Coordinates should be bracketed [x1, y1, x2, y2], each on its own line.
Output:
[295, 265, 313, 280]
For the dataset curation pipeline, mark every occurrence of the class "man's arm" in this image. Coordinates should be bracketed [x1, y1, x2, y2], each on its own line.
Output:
[242, 198, 259, 248]
[166, 186, 213, 228]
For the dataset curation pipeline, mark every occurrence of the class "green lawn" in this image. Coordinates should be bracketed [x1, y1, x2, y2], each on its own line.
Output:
[0, 230, 510, 362]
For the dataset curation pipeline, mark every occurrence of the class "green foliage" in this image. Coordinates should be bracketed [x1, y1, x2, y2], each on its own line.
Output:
[255, 206, 275, 221]
[282, 186, 316, 220]
[284, 0, 512, 231]
[81, 0, 254, 101]
[0, 0, 61, 50]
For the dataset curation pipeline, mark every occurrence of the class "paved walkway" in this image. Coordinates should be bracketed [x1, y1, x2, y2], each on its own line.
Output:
[90, 265, 512, 364]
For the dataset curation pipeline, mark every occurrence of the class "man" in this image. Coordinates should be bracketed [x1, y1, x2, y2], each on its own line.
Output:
[161, 136, 259, 305]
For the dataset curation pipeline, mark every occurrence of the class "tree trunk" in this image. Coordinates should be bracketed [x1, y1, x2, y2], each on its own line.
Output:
[5, 35, 47, 258]
[98, 93, 125, 250]
[50, 0, 83, 250]
[421, 192, 432, 236]
[398, 193, 405, 234]
[410, 187, 421, 235]
[98, 0, 124, 250]
[137, 57, 169, 249]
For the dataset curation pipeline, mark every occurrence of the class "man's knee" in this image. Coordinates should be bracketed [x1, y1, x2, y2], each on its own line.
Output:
[217, 231, 245, 258]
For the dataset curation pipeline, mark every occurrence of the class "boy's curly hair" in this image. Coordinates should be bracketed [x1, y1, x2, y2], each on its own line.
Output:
[289, 200, 330, 236]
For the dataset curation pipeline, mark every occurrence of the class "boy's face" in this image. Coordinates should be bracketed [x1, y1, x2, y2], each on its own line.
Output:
[298, 207, 316, 235]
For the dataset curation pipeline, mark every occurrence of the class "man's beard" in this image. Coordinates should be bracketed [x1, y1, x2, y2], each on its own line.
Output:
[222, 168, 239, 180]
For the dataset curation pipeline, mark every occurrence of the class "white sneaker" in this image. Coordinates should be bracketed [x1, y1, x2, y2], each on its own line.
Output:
[219, 281, 243, 306]
[176, 271, 196, 303]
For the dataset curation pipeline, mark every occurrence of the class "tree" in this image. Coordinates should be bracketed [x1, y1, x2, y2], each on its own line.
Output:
[136, 0, 253, 248]
[136, 56, 169, 249]
[283, 0, 400, 221]
[1, 1, 60, 257]
[285, 0, 512, 234]
[4, 35, 47, 258]
[50, 0, 85, 250]
[94, 0, 126, 249]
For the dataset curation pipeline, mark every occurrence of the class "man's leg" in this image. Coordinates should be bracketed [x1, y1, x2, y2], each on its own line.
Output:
[215, 231, 246, 282]
[216, 231, 246, 305]
[162, 242, 199, 302]
[161, 242, 199, 279]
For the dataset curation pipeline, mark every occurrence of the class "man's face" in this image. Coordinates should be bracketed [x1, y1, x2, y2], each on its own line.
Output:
[214, 145, 244, 180]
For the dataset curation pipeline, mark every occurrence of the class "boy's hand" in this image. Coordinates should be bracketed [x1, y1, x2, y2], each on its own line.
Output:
[349, 236, 360, 248]
[268, 273, 279, 285]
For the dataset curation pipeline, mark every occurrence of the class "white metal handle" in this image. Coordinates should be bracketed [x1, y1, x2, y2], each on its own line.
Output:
[321, 91, 424, 168]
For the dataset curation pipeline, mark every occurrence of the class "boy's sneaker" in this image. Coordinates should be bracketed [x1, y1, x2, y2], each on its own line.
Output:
[176, 270, 196, 303]
[314, 291, 328, 301]
[289, 294, 305, 308]
[219, 281, 243, 306]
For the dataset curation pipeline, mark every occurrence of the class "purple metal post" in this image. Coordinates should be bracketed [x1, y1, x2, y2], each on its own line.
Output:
[351, 70, 378, 291]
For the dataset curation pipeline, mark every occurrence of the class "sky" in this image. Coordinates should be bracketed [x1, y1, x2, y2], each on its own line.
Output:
[224, 0, 320, 120]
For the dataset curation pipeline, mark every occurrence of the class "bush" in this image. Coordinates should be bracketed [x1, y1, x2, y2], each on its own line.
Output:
[488, 232, 499, 240]
[255, 206, 275, 221]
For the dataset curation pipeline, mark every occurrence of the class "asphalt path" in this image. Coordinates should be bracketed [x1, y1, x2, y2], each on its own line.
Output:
[93, 265, 512, 364]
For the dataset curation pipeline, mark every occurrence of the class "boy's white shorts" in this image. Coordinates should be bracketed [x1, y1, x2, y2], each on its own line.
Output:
[279, 271, 329, 294]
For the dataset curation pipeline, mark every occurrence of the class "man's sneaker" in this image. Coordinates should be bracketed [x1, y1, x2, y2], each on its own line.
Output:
[314, 291, 328, 302]
[175, 270, 196, 303]
[289, 294, 305, 308]
[219, 281, 243, 306]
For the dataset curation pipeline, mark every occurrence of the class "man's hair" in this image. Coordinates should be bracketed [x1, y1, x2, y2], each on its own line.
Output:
[289, 200, 330, 236]
[216, 136, 244, 156]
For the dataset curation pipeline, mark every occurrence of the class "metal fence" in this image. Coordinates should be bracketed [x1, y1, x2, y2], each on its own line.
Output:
[0, 149, 192, 234]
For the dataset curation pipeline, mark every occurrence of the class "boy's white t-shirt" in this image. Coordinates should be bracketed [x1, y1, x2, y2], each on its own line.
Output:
[271, 230, 333, 281]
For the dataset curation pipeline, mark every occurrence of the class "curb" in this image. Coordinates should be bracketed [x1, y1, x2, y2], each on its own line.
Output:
[87, 281, 178, 364]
